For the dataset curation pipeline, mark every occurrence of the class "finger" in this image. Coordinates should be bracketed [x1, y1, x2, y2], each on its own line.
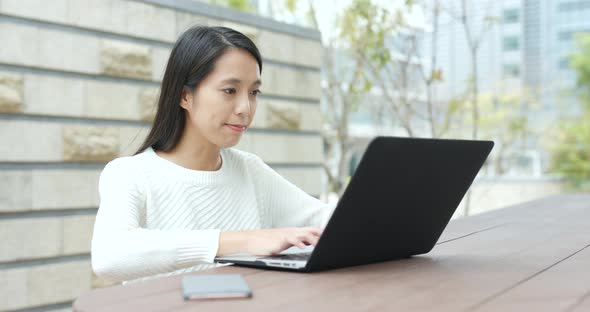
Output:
[308, 230, 322, 240]
[295, 241, 306, 249]
[304, 234, 320, 246]
[297, 233, 319, 246]
[287, 237, 307, 249]
[305, 227, 323, 236]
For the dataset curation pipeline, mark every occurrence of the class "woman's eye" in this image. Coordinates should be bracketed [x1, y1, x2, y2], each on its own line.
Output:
[223, 88, 236, 94]
[250, 90, 261, 96]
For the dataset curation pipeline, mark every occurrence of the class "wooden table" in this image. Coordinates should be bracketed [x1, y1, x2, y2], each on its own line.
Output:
[74, 194, 590, 311]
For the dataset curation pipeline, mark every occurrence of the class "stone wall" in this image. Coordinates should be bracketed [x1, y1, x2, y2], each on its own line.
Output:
[0, 0, 324, 310]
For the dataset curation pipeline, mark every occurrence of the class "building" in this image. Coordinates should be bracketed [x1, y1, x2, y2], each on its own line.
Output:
[422, 0, 590, 175]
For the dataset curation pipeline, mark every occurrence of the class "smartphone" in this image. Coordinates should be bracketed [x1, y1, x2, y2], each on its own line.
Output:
[182, 274, 252, 300]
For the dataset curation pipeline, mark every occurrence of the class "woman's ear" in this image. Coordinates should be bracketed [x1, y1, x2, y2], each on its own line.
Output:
[179, 87, 194, 111]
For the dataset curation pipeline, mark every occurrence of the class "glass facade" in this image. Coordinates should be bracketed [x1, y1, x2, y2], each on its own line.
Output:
[503, 36, 521, 51]
[503, 8, 520, 23]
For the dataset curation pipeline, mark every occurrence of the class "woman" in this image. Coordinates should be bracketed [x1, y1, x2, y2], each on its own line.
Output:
[91, 26, 335, 284]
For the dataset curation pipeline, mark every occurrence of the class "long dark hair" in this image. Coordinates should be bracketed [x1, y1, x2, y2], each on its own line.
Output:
[135, 25, 263, 154]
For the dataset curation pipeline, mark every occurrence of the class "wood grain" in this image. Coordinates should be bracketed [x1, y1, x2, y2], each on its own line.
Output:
[73, 194, 590, 312]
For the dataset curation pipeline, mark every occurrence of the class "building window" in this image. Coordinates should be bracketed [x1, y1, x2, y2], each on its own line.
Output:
[558, 1, 590, 12]
[503, 64, 520, 77]
[503, 9, 519, 23]
[503, 36, 520, 51]
[559, 31, 574, 41]
[559, 30, 590, 41]
[559, 58, 570, 69]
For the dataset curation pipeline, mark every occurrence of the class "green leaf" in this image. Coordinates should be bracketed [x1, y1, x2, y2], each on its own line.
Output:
[432, 69, 443, 82]
[285, 0, 297, 13]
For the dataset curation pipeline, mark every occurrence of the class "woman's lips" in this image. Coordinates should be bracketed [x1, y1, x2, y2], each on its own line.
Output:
[225, 124, 247, 132]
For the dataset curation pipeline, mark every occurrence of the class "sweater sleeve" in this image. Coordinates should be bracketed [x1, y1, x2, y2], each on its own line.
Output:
[90, 158, 220, 284]
[248, 154, 336, 229]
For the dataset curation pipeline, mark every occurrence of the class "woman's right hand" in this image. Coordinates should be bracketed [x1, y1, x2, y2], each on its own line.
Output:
[217, 227, 323, 256]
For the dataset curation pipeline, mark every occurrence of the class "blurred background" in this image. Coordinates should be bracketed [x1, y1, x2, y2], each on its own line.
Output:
[0, 0, 589, 311]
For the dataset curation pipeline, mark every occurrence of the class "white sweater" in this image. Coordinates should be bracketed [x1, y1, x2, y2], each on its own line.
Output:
[91, 147, 335, 284]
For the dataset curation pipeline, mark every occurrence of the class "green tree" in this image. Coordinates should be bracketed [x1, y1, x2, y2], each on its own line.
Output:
[210, 0, 254, 13]
[571, 33, 590, 110]
[340, 0, 469, 139]
[443, 1, 498, 141]
[477, 90, 537, 175]
[319, 1, 369, 195]
[551, 118, 590, 190]
[550, 33, 590, 191]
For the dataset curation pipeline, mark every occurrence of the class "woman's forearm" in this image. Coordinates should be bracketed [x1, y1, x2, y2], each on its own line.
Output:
[217, 230, 252, 256]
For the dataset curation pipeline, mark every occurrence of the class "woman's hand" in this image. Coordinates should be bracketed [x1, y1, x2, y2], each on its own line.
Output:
[217, 227, 323, 256]
[245, 227, 322, 255]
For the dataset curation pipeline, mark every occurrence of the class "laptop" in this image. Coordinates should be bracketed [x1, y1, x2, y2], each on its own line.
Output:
[215, 136, 494, 272]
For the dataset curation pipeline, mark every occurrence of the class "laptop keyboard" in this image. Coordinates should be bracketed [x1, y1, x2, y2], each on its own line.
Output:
[263, 252, 311, 261]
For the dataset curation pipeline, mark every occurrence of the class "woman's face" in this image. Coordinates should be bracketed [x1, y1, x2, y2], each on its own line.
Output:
[181, 48, 261, 149]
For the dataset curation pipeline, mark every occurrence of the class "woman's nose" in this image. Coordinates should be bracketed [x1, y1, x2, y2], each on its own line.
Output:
[235, 94, 251, 116]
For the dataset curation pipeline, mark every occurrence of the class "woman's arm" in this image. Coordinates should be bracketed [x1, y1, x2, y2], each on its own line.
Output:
[91, 159, 220, 283]
[249, 154, 336, 229]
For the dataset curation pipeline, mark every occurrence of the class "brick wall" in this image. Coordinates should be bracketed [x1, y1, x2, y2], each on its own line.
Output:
[0, 0, 324, 310]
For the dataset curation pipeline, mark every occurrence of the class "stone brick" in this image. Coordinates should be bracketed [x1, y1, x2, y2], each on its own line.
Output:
[24, 73, 85, 117]
[293, 69, 321, 100]
[31, 170, 100, 211]
[262, 65, 321, 100]
[91, 271, 119, 289]
[299, 103, 323, 131]
[66, 0, 127, 35]
[0, 120, 63, 162]
[151, 47, 171, 82]
[0, 268, 28, 311]
[85, 80, 138, 120]
[0, 171, 32, 212]
[0, 72, 24, 113]
[62, 126, 119, 162]
[0, 218, 62, 262]
[257, 30, 295, 65]
[0, 0, 68, 24]
[294, 38, 322, 68]
[24, 73, 163, 121]
[138, 87, 159, 122]
[28, 261, 92, 307]
[126, 0, 176, 42]
[1, 169, 100, 213]
[257, 31, 321, 68]
[175, 12, 209, 37]
[219, 21, 259, 44]
[118, 125, 150, 156]
[237, 133, 323, 164]
[63, 32, 101, 74]
[37, 28, 100, 74]
[275, 167, 323, 195]
[62, 215, 95, 254]
[0, 21, 39, 67]
[99, 40, 152, 80]
[252, 99, 321, 131]
[37, 28, 71, 70]
[265, 101, 301, 130]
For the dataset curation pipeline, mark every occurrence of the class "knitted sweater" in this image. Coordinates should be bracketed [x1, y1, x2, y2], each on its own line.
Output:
[91, 147, 335, 284]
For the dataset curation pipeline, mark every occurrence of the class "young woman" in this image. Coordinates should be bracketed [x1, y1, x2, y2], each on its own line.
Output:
[91, 26, 335, 284]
